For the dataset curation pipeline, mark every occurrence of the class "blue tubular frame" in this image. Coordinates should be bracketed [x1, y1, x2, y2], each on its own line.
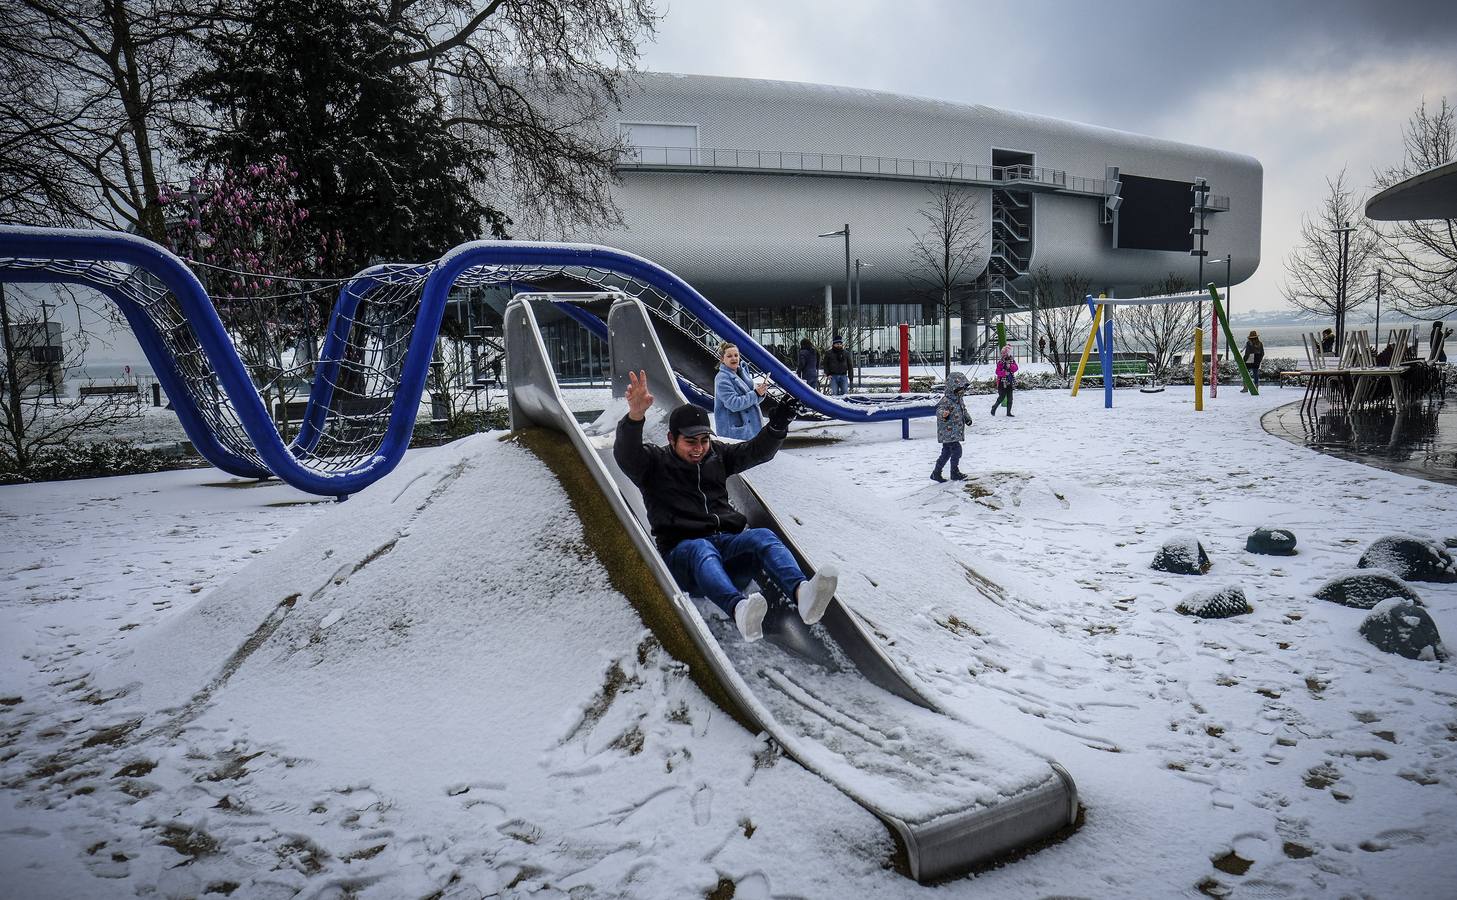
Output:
[0, 228, 283, 479]
[2, 229, 941, 497]
[0, 263, 269, 479]
[290, 262, 432, 458]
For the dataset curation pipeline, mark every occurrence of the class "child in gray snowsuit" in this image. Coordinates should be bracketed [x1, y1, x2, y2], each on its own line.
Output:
[932, 371, 971, 482]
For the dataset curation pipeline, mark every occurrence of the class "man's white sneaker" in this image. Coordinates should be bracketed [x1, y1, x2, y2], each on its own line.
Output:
[795, 565, 838, 625]
[734, 593, 768, 642]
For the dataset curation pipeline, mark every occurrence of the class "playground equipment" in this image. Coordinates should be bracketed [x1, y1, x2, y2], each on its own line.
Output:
[0, 227, 942, 497]
[1070, 284, 1256, 408]
[507, 293, 1078, 881]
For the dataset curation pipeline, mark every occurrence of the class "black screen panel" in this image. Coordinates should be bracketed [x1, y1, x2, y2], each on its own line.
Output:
[1117, 174, 1194, 252]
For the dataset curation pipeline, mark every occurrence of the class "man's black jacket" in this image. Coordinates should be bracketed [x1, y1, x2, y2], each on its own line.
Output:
[823, 346, 851, 376]
[614, 414, 785, 554]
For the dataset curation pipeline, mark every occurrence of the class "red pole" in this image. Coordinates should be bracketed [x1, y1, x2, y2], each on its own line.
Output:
[900, 323, 910, 392]
[900, 323, 911, 440]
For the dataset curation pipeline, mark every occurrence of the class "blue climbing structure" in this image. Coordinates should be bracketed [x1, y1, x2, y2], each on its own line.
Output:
[0, 227, 942, 497]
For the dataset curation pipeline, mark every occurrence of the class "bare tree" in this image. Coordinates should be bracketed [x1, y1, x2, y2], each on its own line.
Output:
[1, 284, 143, 475]
[1118, 274, 1198, 379]
[0, 48, 97, 227]
[4, 0, 658, 243]
[1031, 267, 1090, 378]
[1373, 97, 1456, 316]
[402, 0, 659, 238]
[904, 182, 986, 382]
[0, 0, 206, 238]
[1280, 170, 1381, 341]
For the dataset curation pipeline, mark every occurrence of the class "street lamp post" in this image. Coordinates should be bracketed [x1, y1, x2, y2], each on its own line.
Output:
[1329, 222, 1355, 354]
[1373, 269, 1383, 346]
[1207, 255, 1233, 359]
[819, 224, 852, 380]
[854, 259, 872, 386]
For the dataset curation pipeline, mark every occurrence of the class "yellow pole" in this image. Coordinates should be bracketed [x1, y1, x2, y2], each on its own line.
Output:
[1194, 327, 1204, 412]
[1070, 303, 1105, 397]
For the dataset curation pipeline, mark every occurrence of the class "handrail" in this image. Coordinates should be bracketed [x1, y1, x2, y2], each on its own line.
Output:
[620, 146, 1108, 196]
[624, 148, 1234, 206]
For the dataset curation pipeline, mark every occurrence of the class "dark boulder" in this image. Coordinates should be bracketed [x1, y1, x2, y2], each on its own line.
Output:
[1314, 569, 1424, 610]
[1176, 586, 1252, 619]
[1357, 536, 1457, 583]
[1359, 599, 1448, 661]
[1153, 535, 1211, 575]
[1246, 525, 1297, 555]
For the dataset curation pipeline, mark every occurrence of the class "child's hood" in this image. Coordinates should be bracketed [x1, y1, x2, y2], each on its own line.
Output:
[942, 371, 970, 397]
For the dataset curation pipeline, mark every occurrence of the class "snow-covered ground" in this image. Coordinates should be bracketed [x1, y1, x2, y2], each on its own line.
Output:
[2, 385, 1455, 899]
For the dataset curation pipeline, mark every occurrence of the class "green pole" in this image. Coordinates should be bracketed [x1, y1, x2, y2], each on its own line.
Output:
[996, 321, 1006, 348]
[1208, 284, 1256, 395]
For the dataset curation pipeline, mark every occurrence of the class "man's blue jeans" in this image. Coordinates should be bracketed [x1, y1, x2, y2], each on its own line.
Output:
[830, 374, 850, 395]
[665, 528, 806, 617]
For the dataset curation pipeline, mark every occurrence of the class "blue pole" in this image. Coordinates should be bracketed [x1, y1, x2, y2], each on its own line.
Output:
[1103, 316, 1114, 408]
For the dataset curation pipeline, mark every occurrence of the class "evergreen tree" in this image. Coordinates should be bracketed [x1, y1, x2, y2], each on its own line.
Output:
[184, 0, 508, 275]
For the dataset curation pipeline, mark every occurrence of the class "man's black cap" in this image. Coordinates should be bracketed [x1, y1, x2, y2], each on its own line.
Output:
[668, 403, 712, 436]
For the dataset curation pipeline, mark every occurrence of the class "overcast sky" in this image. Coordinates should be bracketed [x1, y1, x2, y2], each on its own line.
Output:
[638, 0, 1457, 317]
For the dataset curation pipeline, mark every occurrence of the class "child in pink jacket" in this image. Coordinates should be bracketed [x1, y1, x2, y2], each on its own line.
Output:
[990, 346, 1018, 416]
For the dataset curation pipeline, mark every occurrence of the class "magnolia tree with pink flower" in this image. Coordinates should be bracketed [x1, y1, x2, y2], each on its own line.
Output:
[159, 156, 338, 434]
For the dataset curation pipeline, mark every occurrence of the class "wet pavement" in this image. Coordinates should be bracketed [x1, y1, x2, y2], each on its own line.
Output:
[1262, 397, 1457, 485]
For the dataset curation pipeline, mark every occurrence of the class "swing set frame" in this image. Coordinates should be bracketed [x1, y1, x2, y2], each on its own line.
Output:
[1069, 283, 1257, 408]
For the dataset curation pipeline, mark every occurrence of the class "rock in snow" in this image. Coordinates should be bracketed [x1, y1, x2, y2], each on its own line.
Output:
[1357, 535, 1457, 583]
[1246, 525, 1297, 555]
[1314, 569, 1424, 610]
[1359, 598, 1449, 661]
[1152, 534, 1212, 575]
[1176, 585, 1252, 619]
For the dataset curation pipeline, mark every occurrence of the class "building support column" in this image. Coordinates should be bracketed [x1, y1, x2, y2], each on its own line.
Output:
[960, 297, 976, 364]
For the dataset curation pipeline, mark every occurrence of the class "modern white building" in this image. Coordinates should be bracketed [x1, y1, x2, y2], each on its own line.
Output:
[562, 72, 1261, 361]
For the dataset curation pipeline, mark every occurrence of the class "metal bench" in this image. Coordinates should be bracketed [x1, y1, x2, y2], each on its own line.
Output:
[78, 383, 141, 399]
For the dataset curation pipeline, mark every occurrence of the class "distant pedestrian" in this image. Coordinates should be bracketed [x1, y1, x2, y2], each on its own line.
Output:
[990, 345, 1018, 416]
[824, 335, 851, 396]
[1432, 321, 1451, 363]
[713, 342, 766, 440]
[796, 337, 820, 390]
[1320, 328, 1336, 355]
[1240, 330, 1264, 391]
[931, 371, 971, 483]
[1038, 334, 1047, 359]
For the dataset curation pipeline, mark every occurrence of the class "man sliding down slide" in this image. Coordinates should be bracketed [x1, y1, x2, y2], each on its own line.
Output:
[614, 370, 837, 642]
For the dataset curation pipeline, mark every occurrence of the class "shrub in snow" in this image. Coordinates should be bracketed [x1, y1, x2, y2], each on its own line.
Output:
[1176, 586, 1252, 619]
[1359, 598, 1449, 661]
[1357, 536, 1457, 583]
[1152, 534, 1211, 575]
[1246, 525, 1297, 556]
[1314, 569, 1423, 610]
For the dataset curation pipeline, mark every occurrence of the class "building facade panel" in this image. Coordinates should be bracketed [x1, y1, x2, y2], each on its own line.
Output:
[568, 72, 1262, 313]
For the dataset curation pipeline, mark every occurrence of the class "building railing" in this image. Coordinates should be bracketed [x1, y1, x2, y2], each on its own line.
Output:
[622, 146, 1104, 196]
[620, 145, 1231, 208]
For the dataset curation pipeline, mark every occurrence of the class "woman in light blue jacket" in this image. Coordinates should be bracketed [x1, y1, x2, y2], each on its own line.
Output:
[713, 343, 766, 440]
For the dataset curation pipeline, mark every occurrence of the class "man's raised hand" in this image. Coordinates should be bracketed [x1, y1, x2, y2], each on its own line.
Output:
[626, 369, 654, 420]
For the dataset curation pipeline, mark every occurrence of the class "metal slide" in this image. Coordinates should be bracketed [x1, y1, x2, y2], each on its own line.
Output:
[506, 295, 1076, 883]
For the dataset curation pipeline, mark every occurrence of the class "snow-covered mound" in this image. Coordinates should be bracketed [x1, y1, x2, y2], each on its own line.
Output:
[61, 435, 900, 896]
